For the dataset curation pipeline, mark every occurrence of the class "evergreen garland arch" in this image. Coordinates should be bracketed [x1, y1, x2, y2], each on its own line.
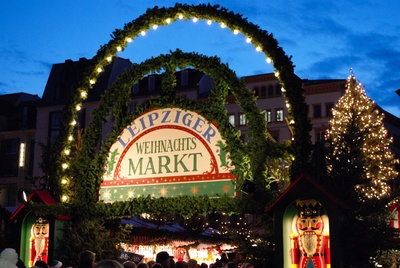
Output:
[67, 50, 278, 217]
[54, 3, 312, 214]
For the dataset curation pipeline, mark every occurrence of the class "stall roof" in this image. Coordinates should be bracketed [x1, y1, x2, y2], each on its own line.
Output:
[10, 190, 56, 220]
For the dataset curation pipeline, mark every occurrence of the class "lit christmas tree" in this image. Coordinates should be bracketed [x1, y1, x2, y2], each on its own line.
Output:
[326, 72, 398, 202]
[325, 72, 399, 267]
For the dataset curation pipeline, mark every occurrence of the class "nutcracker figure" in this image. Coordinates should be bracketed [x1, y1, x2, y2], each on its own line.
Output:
[290, 199, 330, 268]
[29, 216, 49, 266]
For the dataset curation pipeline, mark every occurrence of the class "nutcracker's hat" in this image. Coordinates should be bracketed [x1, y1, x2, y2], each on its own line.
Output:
[296, 199, 324, 217]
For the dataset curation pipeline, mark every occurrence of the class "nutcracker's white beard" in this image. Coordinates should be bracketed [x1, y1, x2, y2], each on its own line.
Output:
[35, 238, 45, 257]
[300, 233, 317, 256]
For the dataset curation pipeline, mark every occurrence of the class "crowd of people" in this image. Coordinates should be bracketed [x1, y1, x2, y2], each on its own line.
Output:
[0, 248, 254, 268]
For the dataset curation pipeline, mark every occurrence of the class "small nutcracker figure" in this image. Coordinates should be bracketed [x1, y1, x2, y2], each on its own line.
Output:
[29, 216, 49, 266]
[290, 199, 330, 268]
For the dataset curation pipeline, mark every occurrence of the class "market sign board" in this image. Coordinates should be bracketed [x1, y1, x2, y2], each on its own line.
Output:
[99, 107, 236, 202]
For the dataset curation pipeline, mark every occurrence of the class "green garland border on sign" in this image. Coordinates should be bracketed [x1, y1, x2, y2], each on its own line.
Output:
[51, 3, 312, 217]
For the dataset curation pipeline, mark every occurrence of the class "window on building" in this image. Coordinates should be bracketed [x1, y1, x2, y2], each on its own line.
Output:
[261, 86, 267, 98]
[148, 76, 155, 91]
[276, 109, 284, 122]
[0, 183, 17, 206]
[315, 129, 327, 143]
[264, 110, 271, 122]
[275, 84, 282, 96]
[229, 114, 235, 126]
[0, 138, 20, 177]
[239, 113, 246, 125]
[313, 104, 322, 118]
[326, 103, 334, 117]
[253, 87, 259, 97]
[49, 111, 62, 144]
[181, 70, 188, 86]
[268, 85, 274, 97]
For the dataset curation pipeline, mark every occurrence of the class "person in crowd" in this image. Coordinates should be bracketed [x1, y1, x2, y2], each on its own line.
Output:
[94, 260, 123, 268]
[49, 260, 63, 268]
[155, 252, 173, 268]
[34, 260, 49, 268]
[224, 262, 236, 268]
[16, 258, 27, 268]
[187, 259, 197, 268]
[200, 263, 207, 268]
[136, 263, 149, 268]
[175, 261, 187, 268]
[0, 248, 19, 268]
[240, 263, 253, 268]
[78, 250, 96, 268]
[151, 263, 163, 268]
[123, 261, 136, 268]
[147, 261, 155, 268]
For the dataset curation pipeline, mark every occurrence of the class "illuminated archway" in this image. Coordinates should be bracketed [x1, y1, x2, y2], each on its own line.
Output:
[56, 4, 312, 207]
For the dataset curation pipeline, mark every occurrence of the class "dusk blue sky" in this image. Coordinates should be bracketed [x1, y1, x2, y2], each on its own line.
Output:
[1, 1, 399, 116]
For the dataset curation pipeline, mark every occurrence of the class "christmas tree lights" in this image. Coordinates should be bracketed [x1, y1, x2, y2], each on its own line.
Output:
[326, 72, 398, 201]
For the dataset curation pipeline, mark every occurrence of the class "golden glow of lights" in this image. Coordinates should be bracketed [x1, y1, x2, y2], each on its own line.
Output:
[61, 195, 69, 202]
[19, 142, 25, 167]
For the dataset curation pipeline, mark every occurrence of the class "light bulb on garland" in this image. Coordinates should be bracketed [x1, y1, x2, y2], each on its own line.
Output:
[61, 195, 69, 202]
[80, 91, 87, 99]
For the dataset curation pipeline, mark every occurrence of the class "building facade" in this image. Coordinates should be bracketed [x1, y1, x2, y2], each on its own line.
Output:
[1, 57, 399, 211]
[0, 93, 40, 210]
